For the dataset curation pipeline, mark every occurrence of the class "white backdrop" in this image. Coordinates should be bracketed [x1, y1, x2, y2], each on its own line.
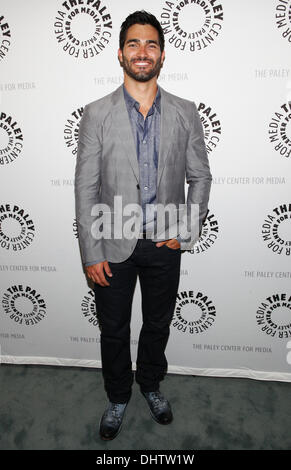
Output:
[1, 0, 291, 382]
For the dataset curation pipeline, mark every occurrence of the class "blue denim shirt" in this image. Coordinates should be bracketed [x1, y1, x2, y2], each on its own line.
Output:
[123, 83, 160, 235]
[84, 84, 182, 266]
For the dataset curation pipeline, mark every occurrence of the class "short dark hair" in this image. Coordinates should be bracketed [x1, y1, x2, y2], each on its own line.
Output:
[119, 10, 165, 52]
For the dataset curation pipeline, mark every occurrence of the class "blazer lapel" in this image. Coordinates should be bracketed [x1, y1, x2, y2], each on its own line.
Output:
[157, 86, 177, 188]
[112, 85, 140, 184]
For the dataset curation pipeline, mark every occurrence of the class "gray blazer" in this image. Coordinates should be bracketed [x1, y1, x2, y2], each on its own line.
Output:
[75, 84, 212, 264]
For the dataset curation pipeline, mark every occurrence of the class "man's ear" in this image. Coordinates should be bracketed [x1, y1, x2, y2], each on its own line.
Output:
[161, 50, 165, 66]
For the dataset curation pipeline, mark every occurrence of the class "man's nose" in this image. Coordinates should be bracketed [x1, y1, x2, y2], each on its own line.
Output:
[137, 44, 148, 55]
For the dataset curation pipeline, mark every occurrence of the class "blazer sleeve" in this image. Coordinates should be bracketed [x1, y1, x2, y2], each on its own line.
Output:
[179, 101, 212, 251]
[74, 104, 106, 265]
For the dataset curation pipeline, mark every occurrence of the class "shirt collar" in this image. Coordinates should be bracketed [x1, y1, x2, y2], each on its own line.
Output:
[123, 83, 161, 114]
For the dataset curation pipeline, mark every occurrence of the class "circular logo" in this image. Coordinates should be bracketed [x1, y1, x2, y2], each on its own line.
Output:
[73, 218, 78, 239]
[256, 293, 291, 339]
[81, 290, 99, 326]
[275, 1, 291, 44]
[172, 290, 217, 334]
[268, 102, 291, 158]
[190, 211, 219, 254]
[64, 107, 83, 155]
[262, 204, 291, 256]
[0, 15, 11, 61]
[0, 112, 24, 165]
[0, 204, 35, 251]
[54, 0, 112, 59]
[198, 102, 221, 153]
[2, 285, 47, 325]
[160, 0, 223, 52]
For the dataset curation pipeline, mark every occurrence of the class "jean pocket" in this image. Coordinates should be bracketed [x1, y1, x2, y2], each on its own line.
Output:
[164, 243, 180, 251]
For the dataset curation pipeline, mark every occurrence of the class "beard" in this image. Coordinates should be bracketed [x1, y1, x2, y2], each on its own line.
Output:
[119, 53, 163, 82]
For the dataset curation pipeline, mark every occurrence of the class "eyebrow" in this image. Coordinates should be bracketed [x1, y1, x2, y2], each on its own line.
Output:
[125, 39, 159, 45]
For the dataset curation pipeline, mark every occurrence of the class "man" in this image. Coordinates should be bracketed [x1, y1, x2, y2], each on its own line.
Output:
[75, 10, 212, 441]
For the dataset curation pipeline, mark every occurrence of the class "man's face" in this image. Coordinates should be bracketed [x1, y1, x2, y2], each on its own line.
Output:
[118, 24, 165, 82]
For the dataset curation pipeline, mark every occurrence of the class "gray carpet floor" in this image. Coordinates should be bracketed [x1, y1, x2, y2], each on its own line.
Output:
[0, 363, 290, 450]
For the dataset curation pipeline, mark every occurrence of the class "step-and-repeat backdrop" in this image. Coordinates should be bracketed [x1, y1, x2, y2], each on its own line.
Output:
[1, 0, 291, 381]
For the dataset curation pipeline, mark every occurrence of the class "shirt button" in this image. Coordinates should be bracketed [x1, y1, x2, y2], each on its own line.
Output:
[144, 186, 148, 190]
[144, 163, 148, 166]
[143, 140, 146, 144]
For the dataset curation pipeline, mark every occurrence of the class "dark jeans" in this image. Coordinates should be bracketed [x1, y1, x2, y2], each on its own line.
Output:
[93, 238, 182, 404]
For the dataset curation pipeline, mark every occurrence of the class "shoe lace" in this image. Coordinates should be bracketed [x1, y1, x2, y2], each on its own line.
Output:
[107, 403, 125, 422]
[148, 392, 167, 411]
[111, 403, 121, 419]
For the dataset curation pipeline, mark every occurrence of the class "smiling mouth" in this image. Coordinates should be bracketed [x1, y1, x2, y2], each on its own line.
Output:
[133, 61, 151, 66]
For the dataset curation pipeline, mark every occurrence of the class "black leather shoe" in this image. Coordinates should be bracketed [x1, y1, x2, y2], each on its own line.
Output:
[99, 401, 128, 440]
[141, 390, 173, 425]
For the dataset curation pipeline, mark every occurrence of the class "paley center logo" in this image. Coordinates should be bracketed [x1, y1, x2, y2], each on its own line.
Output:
[172, 290, 217, 334]
[275, 0, 291, 44]
[2, 285, 47, 326]
[89, 197, 200, 245]
[54, 0, 112, 59]
[64, 106, 83, 155]
[0, 204, 35, 251]
[73, 218, 79, 238]
[197, 102, 222, 154]
[268, 102, 291, 158]
[257, 293, 291, 339]
[261, 203, 291, 256]
[0, 112, 24, 165]
[0, 14, 11, 61]
[81, 289, 99, 327]
[160, 0, 224, 52]
[190, 210, 219, 255]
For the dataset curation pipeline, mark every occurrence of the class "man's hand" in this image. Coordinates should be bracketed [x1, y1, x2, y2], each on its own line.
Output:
[155, 238, 181, 249]
[85, 261, 112, 286]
